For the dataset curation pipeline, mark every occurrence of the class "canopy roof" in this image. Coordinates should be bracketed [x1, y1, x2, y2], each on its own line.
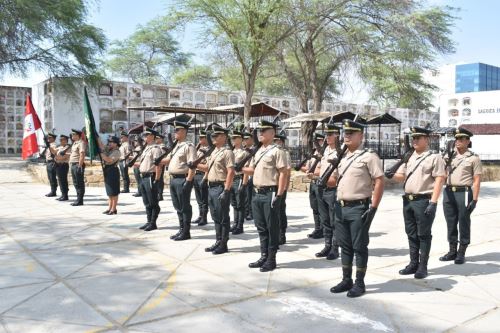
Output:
[212, 102, 287, 117]
[127, 105, 239, 115]
[320, 111, 367, 124]
[366, 113, 402, 125]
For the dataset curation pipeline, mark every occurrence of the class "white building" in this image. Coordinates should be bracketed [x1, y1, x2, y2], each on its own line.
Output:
[0, 85, 31, 155]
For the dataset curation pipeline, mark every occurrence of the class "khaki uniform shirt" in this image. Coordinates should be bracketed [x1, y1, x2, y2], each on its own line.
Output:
[69, 140, 86, 163]
[446, 150, 482, 186]
[168, 141, 196, 175]
[46, 142, 57, 161]
[206, 147, 235, 182]
[138, 144, 162, 173]
[397, 150, 445, 194]
[233, 147, 248, 176]
[319, 146, 338, 178]
[55, 145, 70, 164]
[119, 141, 131, 161]
[250, 144, 287, 187]
[336, 149, 384, 200]
[104, 147, 121, 166]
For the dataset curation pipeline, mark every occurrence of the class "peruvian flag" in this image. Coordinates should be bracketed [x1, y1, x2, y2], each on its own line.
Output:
[21, 95, 42, 159]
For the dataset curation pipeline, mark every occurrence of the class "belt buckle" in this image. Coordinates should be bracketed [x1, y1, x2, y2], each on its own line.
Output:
[340, 200, 345, 207]
[452, 186, 456, 192]
[408, 194, 414, 201]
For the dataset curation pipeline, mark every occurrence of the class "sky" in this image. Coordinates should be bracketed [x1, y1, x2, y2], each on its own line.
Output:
[2, 0, 500, 98]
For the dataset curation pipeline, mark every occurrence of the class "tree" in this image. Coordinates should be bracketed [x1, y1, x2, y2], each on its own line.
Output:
[172, 65, 219, 89]
[175, 0, 296, 124]
[0, 0, 106, 83]
[106, 16, 191, 85]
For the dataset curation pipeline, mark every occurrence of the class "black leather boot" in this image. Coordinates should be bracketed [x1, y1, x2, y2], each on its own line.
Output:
[191, 216, 202, 225]
[206, 224, 222, 252]
[45, 189, 57, 197]
[198, 210, 208, 226]
[260, 249, 277, 272]
[144, 221, 157, 231]
[170, 220, 183, 239]
[326, 243, 339, 260]
[212, 235, 228, 255]
[279, 230, 286, 245]
[347, 270, 366, 298]
[230, 209, 238, 232]
[232, 211, 244, 235]
[454, 244, 467, 264]
[330, 266, 353, 293]
[439, 243, 457, 261]
[315, 240, 332, 258]
[308, 214, 324, 239]
[399, 247, 420, 275]
[414, 255, 429, 279]
[249, 253, 268, 268]
[175, 220, 191, 241]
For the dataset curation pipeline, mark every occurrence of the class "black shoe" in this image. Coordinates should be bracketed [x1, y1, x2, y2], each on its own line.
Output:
[133, 193, 142, 197]
[399, 263, 419, 275]
[107, 210, 117, 215]
[198, 220, 208, 226]
[57, 196, 69, 201]
[174, 232, 191, 241]
[144, 223, 158, 232]
[454, 244, 467, 264]
[229, 223, 237, 233]
[232, 226, 243, 235]
[307, 230, 324, 239]
[347, 283, 366, 298]
[191, 217, 202, 225]
[260, 250, 277, 272]
[279, 233, 286, 246]
[212, 241, 228, 255]
[439, 243, 457, 261]
[326, 246, 339, 260]
[315, 245, 331, 258]
[245, 215, 253, 221]
[205, 241, 221, 252]
[158, 195, 164, 201]
[249, 254, 268, 268]
[170, 229, 182, 239]
[414, 256, 429, 279]
[330, 279, 353, 293]
[120, 190, 130, 193]
[102, 209, 110, 214]
[139, 222, 150, 230]
[71, 201, 83, 206]
[45, 192, 57, 197]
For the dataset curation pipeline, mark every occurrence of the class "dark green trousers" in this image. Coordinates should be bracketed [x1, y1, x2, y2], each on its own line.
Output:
[402, 198, 435, 257]
[46, 161, 57, 193]
[309, 182, 321, 230]
[140, 174, 160, 223]
[119, 160, 130, 192]
[245, 177, 254, 217]
[170, 177, 193, 230]
[133, 167, 142, 195]
[278, 190, 288, 232]
[252, 190, 280, 252]
[70, 163, 85, 202]
[317, 186, 337, 245]
[334, 202, 371, 268]
[443, 187, 472, 245]
[55, 163, 69, 196]
[194, 172, 208, 216]
[208, 184, 231, 239]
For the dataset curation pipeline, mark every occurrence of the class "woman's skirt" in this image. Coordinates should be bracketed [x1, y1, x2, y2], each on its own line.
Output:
[104, 166, 120, 197]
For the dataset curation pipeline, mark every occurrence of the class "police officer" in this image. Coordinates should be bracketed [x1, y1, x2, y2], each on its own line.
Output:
[119, 131, 132, 193]
[274, 131, 291, 245]
[44, 132, 58, 197]
[155, 134, 166, 201]
[392, 126, 445, 279]
[197, 125, 235, 254]
[69, 129, 86, 206]
[132, 137, 143, 197]
[160, 121, 196, 241]
[243, 130, 255, 221]
[312, 124, 341, 260]
[99, 136, 122, 215]
[440, 127, 482, 264]
[241, 120, 288, 272]
[192, 130, 209, 226]
[330, 119, 384, 298]
[135, 128, 163, 231]
[302, 133, 325, 239]
[230, 129, 249, 234]
[54, 134, 70, 201]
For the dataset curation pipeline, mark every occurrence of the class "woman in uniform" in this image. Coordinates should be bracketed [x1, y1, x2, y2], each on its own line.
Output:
[99, 136, 122, 215]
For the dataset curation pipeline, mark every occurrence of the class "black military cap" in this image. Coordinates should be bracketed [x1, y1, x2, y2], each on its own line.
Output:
[342, 119, 365, 132]
[120, 131, 129, 137]
[324, 124, 341, 134]
[410, 126, 432, 137]
[71, 128, 82, 135]
[108, 136, 120, 145]
[167, 120, 191, 129]
[211, 124, 229, 135]
[47, 132, 57, 138]
[199, 129, 207, 137]
[156, 133, 165, 139]
[455, 127, 473, 138]
[314, 133, 325, 140]
[60, 134, 69, 140]
[143, 127, 160, 137]
[257, 120, 279, 130]
[242, 131, 252, 139]
[274, 133, 287, 141]
[231, 130, 243, 138]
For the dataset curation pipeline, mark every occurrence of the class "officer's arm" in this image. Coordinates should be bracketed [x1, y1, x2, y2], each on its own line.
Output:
[431, 176, 445, 203]
[186, 167, 195, 181]
[472, 175, 481, 201]
[78, 148, 85, 167]
[196, 163, 208, 172]
[242, 173, 249, 185]
[49, 144, 57, 155]
[392, 173, 405, 182]
[241, 166, 254, 175]
[225, 167, 235, 191]
[277, 167, 287, 196]
[159, 156, 171, 166]
[371, 176, 384, 208]
[155, 165, 162, 181]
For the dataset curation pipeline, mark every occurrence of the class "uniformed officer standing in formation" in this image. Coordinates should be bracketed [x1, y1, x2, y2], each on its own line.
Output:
[330, 119, 384, 298]
[392, 127, 445, 279]
[44, 132, 58, 197]
[191, 130, 209, 226]
[99, 136, 122, 215]
[118, 131, 132, 194]
[155, 134, 166, 201]
[53, 134, 70, 201]
[135, 128, 163, 231]
[197, 125, 235, 254]
[229, 129, 249, 235]
[274, 131, 291, 245]
[242, 130, 255, 221]
[160, 121, 196, 241]
[440, 127, 482, 264]
[68, 129, 87, 206]
[241, 120, 288, 272]
[132, 137, 143, 197]
[302, 133, 325, 239]
[312, 124, 341, 260]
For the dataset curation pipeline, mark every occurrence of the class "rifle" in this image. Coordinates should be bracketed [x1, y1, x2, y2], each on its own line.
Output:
[226, 116, 240, 150]
[127, 135, 145, 167]
[153, 132, 178, 166]
[294, 145, 317, 172]
[234, 127, 263, 172]
[384, 134, 415, 179]
[188, 129, 215, 169]
[443, 138, 456, 173]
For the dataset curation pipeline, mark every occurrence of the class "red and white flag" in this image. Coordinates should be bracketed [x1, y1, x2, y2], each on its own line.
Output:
[21, 95, 42, 160]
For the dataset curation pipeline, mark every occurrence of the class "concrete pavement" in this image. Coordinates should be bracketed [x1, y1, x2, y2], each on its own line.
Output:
[0, 158, 499, 332]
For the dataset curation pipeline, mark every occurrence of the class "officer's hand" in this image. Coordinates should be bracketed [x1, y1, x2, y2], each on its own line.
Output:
[466, 200, 477, 214]
[271, 194, 282, 209]
[182, 180, 193, 192]
[58, 151, 65, 156]
[424, 202, 437, 216]
[218, 189, 230, 203]
[187, 161, 196, 169]
[384, 170, 395, 179]
[361, 206, 377, 224]
[234, 164, 243, 173]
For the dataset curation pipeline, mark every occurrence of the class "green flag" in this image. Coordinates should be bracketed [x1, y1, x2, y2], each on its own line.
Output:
[83, 87, 99, 161]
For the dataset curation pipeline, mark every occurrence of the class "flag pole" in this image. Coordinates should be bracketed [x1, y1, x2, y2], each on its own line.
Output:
[83, 86, 105, 175]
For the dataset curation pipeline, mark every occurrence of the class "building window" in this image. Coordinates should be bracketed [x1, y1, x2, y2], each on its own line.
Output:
[143, 89, 154, 99]
[462, 97, 471, 105]
[462, 108, 471, 117]
[114, 85, 127, 97]
[99, 109, 113, 121]
[448, 119, 457, 126]
[207, 94, 217, 103]
[99, 98, 112, 108]
[129, 87, 141, 98]
[282, 100, 290, 108]
[218, 95, 228, 105]
[145, 111, 155, 120]
[99, 122, 112, 133]
[170, 90, 181, 100]
[182, 91, 193, 101]
[113, 110, 127, 121]
[99, 83, 112, 96]
[448, 109, 459, 117]
[156, 89, 167, 99]
[229, 95, 239, 104]
[169, 102, 180, 107]
[182, 102, 193, 108]
[195, 92, 205, 102]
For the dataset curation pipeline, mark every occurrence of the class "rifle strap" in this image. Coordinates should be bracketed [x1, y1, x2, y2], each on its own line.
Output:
[447, 152, 472, 184]
[403, 152, 432, 190]
[204, 148, 227, 179]
[337, 150, 368, 186]
[253, 145, 277, 169]
[169, 142, 186, 161]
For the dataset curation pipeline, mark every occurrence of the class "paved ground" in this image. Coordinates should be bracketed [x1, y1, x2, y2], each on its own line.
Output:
[0, 157, 499, 333]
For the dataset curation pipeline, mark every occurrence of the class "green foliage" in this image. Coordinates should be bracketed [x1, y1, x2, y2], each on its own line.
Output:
[106, 16, 191, 85]
[172, 65, 219, 89]
[0, 0, 106, 81]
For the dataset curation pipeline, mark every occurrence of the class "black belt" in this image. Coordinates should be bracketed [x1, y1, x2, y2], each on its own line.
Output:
[254, 186, 278, 194]
[338, 198, 370, 207]
[403, 193, 432, 201]
[196, 170, 205, 175]
[233, 174, 243, 179]
[171, 174, 187, 179]
[446, 185, 471, 192]
[208, 181, 224, 188]
[320, 186, 337, 192]
[141, 172, 156, 178]
[70, 162, 79, 165]
[56, 162, 68, 165]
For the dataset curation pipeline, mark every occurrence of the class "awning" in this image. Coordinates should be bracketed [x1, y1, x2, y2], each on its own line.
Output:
[148, 113, 204, 125]
[432, 127, 456, 135]
[282, 112, 332, 123]
[320, 111, 367, 124]
[127, 105, 239, 115]
[212, 102, 287, 117]
[366, 113, 401, 125]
